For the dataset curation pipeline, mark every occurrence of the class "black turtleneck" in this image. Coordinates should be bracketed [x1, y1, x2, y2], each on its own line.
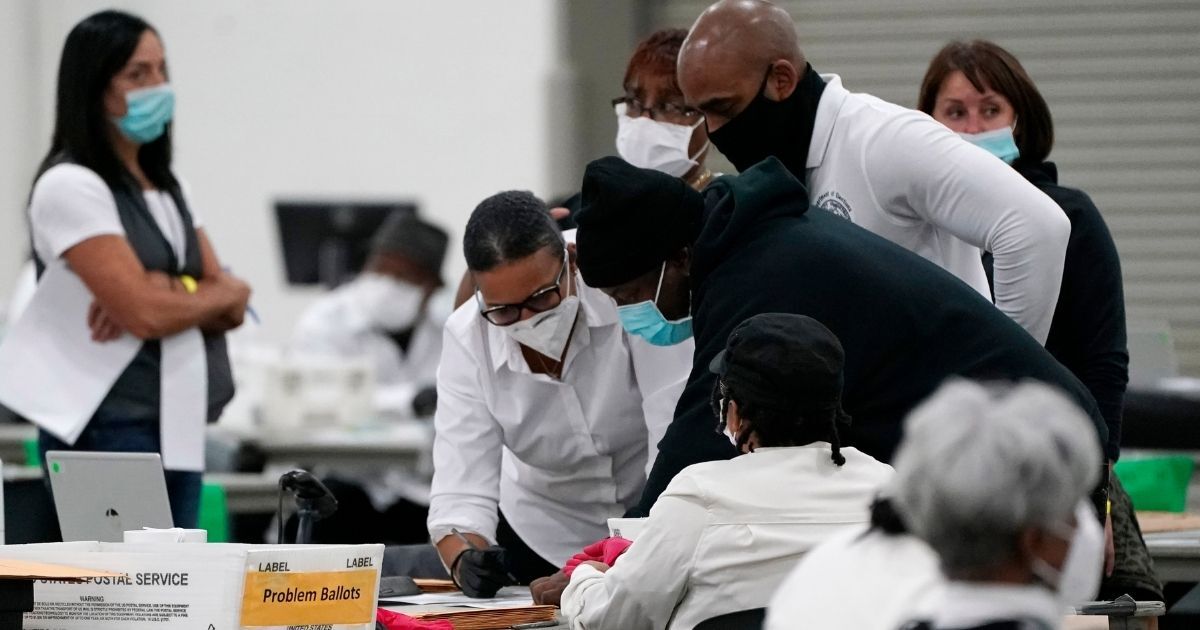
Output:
[982, 161, 1127, 460]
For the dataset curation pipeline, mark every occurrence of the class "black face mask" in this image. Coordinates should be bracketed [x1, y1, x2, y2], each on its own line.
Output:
[707, 63, 826, 176]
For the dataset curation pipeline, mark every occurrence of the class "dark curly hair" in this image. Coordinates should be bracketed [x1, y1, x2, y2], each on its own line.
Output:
[464, 190, 565, 272]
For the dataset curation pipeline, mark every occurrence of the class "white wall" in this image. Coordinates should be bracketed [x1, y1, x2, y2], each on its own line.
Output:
[1, 0, 566, 342]
[0, 1, 39, 304]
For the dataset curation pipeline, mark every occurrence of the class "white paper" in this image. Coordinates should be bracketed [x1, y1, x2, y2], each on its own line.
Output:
[124, 528, 208, 543]
[159, 330, 207, 471]
[382, 586, 534, 607]
[0, 263, 140, 444]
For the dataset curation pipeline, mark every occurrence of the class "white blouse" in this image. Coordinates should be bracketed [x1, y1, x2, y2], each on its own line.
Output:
[426, 248, 693, 566]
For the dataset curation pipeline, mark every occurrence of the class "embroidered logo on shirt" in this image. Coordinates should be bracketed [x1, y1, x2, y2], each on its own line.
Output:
[816, 191, 853, 220]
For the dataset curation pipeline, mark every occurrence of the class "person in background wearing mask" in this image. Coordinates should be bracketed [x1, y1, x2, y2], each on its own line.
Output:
[613, 28, 715, 191]
[892, 380, 1105, 630]
[293, 211, 449, 418]
[676, 0, 1070, 344]
[573, 156, 1111, 525]
[559, 314, 893, 630]
[428, 191, 688, 597]
[7, 10, 249, 528]
[918, 41, 1158, 603]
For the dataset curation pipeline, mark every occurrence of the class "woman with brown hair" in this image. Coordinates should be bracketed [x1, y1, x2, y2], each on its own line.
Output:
[919, 39, 1158, 603]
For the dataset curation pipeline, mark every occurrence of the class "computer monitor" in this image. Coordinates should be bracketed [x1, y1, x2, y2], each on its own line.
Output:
[275, 200, 418, 288]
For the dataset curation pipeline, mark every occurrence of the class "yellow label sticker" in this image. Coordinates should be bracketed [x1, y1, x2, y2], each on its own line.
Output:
[240, 569, 376, 626]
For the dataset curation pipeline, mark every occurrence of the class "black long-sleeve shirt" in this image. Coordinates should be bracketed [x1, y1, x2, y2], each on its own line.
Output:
[633, 158, 1106, 516]
[985, 162, 1128, 460]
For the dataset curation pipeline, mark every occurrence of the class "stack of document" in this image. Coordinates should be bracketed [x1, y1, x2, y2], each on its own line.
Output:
[413, 578, 458, 593]
[409, 604, 557, 629]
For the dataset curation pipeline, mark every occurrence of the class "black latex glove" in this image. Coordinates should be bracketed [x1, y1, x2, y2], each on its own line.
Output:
[411, 386, 438, 418]
[451, 545, 513, 598]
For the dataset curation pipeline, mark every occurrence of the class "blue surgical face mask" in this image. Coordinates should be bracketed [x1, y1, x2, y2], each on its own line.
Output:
[113, 83, 175, 144]
[617, 262, 693, 346]
[959, 126, 1020, 164]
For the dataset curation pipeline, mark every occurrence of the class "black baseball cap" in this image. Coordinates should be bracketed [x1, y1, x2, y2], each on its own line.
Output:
[710, 313, 849, 420]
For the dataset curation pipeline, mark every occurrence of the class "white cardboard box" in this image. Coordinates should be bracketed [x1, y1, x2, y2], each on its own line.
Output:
[0, 542, 382, 630]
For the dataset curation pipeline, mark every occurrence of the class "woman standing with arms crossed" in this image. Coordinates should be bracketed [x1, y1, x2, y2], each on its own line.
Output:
[17, 10, 250, 528]
[919, 39, 1158, 603]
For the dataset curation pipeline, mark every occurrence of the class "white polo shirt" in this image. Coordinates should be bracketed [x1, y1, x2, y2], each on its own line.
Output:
[427, 240, 693, 566]
[805, 75, 1070, 344]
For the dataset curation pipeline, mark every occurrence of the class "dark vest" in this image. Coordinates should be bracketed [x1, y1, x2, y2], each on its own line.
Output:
[34, 164, 235, 425]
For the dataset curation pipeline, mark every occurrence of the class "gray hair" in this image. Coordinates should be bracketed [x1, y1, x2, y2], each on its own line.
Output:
[890, 379, 1101, 576]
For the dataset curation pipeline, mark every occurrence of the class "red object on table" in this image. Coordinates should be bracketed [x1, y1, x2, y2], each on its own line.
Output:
[562, 536, 633, 576]
[376, 608, 454, 629]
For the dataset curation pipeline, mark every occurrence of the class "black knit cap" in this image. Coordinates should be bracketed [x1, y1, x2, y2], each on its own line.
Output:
[710, 313, 851, 424]
[575, 156, 704, 288]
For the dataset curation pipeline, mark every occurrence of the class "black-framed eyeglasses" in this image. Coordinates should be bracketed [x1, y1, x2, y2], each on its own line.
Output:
[612, 96, 703, 124]
[476, 253, 568, 326]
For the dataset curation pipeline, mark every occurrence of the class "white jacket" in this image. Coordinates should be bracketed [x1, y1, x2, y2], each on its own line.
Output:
[806, 75, 1069, 344]
[292, 282, 445, 413]
[561, 445, 894, 630]
[765, 525, 944, 630]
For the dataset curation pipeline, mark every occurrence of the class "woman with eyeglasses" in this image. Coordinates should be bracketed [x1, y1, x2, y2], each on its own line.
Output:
[6, 10, 249, 529]
[425, 190, 693, 597]
[613, 28, 715, 191]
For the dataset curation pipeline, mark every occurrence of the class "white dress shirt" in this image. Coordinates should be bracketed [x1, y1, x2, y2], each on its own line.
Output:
[292, 281, 445, 413]
[765, 525, 944, 630]
[426, 261, 692, 567]
[805, 75, 1069, 344]
[561, 445, 894, 630]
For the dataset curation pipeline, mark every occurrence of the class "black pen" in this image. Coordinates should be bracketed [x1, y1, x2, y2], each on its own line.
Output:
[451, 527, 521, 585]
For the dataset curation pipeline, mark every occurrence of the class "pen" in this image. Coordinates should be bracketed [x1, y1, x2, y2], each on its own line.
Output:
[451, 527, 521, 584]
[512, 622, 558, 629]
[219, 266, 260, 324]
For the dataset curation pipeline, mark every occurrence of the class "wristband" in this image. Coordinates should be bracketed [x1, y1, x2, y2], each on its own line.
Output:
[179, 274, 198, 294]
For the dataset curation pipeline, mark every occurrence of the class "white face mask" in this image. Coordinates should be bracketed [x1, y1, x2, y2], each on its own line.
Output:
[615, 104, 707, 178]
[502, 267, 580, 361]
[719, 397, 741, 449]
[1030, 500, 1104, 607]
[354, 273, 425, 330]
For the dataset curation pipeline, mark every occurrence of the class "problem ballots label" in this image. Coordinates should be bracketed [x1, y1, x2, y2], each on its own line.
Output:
[240, 569, 376, 626]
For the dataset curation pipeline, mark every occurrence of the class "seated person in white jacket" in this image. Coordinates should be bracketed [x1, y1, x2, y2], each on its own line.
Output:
[428, 191, 691, 597]
[561, 313, 894, 630]
[293, 211, 449, 417]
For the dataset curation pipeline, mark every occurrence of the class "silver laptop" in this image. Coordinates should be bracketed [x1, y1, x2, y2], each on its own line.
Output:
[45, 451, 174, 542]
